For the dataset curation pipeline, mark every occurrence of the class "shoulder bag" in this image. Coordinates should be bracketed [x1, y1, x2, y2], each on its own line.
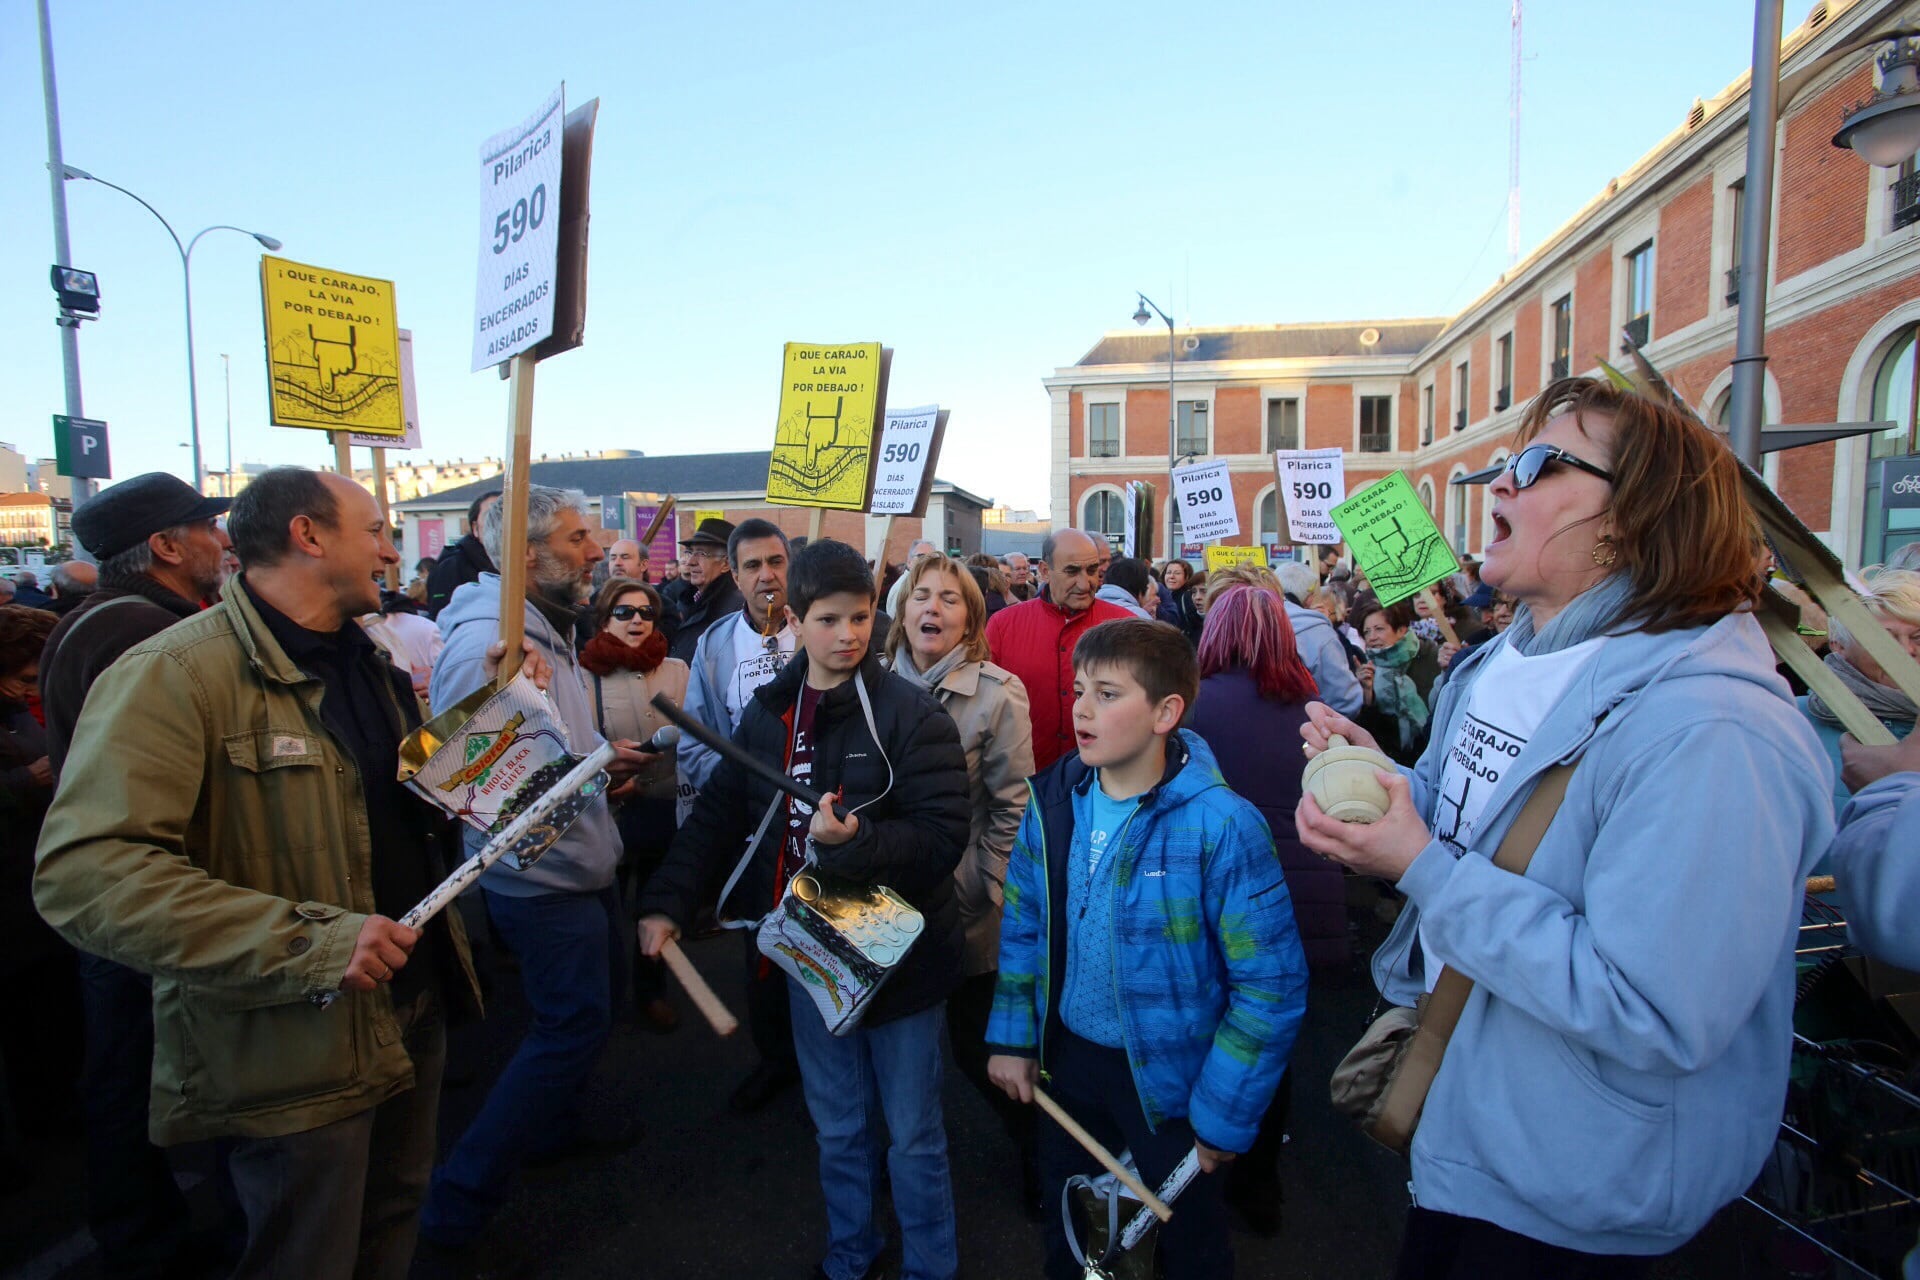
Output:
[1329, 760, 1576, 1154]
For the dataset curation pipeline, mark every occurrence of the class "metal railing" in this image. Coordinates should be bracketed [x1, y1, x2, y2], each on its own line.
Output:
[1893, 172, 1920, 230]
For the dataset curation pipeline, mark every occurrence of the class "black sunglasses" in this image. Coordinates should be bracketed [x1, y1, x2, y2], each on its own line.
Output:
[609, 604, 657, 621]
[1503, 443, 1616, 489]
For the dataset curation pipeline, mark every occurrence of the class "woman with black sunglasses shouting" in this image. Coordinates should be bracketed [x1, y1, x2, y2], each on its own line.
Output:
[1295, 377, 1834, 1277]
[581, 580, 690, 1032]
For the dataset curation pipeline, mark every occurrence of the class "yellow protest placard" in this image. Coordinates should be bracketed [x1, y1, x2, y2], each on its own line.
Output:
[1203, 545, 1270, 574]
[766, 342, 883, 511]
[260, 256, 405, 435]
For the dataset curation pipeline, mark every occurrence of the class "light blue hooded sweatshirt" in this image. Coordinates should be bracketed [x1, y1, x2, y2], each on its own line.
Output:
[1826, 771, 1920, 1280]
[1375, 575, 1834, 1256]
[1829, 773, 1920, 972]
[431, 574, 619, 897]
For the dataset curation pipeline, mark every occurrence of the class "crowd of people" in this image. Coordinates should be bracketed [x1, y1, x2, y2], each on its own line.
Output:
[3, 373, 1919, 1280]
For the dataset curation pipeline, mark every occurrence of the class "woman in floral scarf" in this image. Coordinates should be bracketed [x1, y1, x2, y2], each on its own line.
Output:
[1357, 598, 1441, 763]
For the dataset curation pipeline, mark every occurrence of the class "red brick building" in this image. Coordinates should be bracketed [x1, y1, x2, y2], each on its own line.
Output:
[1047, 0, 1920, 568]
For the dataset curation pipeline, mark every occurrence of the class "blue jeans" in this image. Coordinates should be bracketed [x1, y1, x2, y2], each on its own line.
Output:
[787, 981, 957, 1280]
[420, 886, 621, 1246]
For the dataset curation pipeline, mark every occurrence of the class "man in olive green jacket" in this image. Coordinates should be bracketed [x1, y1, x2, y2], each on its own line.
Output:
[34, 469, 507, 1280]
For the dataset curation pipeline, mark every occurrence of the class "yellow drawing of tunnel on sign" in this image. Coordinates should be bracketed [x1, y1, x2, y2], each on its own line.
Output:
[260, 255, 405, 435]
[766, 342, 882, 511]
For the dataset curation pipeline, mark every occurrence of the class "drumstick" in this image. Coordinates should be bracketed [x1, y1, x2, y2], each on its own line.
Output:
[312, 743, 617, 1009]
[659, 938, 739, 1037]
[650, 693, 851, 821]
[1033, 1088, 1174, 1223]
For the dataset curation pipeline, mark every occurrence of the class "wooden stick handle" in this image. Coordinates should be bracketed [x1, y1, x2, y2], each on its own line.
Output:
[1426, 588, 1459, 646]
[1033, 1087, 1174, 1222]
[1807, 875, 1837, 895]
[659, 938, 739, 1037]
[496, 353, 538, 683]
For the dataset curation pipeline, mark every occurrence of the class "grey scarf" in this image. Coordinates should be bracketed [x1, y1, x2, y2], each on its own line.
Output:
[890, 644, 970, 695]
[1806, 652, 1919, 730]
[1504, 572, 1639, 657]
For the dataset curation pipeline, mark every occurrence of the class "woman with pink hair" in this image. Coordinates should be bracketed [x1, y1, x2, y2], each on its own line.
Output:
[1184, 584, 1336, 1236]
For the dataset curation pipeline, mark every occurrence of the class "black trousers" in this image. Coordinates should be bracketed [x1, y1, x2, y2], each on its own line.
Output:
[743, 931, 797, 1073]
[944, 971, 1036, 1169]
[615, 797, 675, 1003]
[1039, 1027, 1231, 1280]
[1396, 1207, 1659, 1280]
[76, 953, 192, 1279]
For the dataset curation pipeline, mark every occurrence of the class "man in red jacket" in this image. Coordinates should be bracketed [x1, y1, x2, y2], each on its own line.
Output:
[985, 528, 1132, 770]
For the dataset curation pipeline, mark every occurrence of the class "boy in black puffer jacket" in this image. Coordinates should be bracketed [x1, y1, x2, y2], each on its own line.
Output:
[640, 539, 970, 1280]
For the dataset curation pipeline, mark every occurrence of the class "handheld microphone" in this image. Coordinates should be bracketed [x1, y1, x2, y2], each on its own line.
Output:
[644, 725, 681, 752]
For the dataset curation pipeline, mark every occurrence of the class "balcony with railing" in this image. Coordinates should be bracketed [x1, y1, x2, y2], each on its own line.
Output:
[1894, 172, 1920, 229]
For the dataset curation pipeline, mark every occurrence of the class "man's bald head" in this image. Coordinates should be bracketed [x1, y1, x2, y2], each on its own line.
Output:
[1039, 528, 1101, 615]
[608, 538, 646, 581]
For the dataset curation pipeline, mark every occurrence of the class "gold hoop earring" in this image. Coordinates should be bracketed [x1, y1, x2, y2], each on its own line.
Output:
[1592, 537, 1618, 568]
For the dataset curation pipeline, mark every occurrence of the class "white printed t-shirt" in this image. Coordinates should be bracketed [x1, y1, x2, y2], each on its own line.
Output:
[721, 613, 798, 730]
[1419, 635, 1607, 990]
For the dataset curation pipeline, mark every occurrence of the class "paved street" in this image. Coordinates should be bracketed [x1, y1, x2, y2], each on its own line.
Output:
[0, 907, 1827, 1279]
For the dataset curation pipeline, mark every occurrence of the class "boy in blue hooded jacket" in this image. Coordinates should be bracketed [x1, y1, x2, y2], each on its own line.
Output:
[987, 618, 1307, 1279]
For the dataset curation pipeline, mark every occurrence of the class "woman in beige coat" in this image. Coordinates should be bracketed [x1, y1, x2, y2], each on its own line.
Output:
[884, 554, 1040, 1211]
[580, 579, 689, 1031]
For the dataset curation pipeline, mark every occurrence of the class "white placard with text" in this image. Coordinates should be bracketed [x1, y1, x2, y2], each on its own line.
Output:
[869, 404, 939, 516]
[472, 86, 565, 371]
[1274, 448, 1346, 545]
[351, 329, 423, 450]
[1171, 459, 1239, 543]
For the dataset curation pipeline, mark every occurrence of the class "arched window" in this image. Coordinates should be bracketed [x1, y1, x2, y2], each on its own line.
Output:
[1871, 327, 1916, 462]
[1083, 489, 1126, 540]
[1446, 469, 1468, 556]
[1257, 489, 1279, 545]
[1481, 452, 1510, 551]
[1166, 496, 1185, 558]
[1418, 478, 1436, 517]
[1864, 326, 1920, 563]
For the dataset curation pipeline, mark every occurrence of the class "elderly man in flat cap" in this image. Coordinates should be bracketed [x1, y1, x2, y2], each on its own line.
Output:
[37, 472, 233, 1280]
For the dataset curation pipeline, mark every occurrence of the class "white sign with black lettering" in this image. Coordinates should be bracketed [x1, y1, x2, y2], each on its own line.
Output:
[1274, 448, 1346, 545]
[1422, 636, 1606, 990]
[472, 85, 565, 371]
[869, 404, 939, 516]
[1172, 460, 1238, 542]
[351, 329, 423, 450]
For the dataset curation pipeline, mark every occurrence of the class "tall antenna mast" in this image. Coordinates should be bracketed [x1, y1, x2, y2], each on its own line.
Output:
[1508, 0, 1523, 267]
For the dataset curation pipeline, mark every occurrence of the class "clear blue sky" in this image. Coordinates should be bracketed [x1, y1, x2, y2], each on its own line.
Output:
[4, 0, 1779, 513]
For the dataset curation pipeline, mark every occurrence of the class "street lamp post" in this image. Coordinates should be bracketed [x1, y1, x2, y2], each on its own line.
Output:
[60, 166, 280, 494]
[1133, 293, 1177, 553]
[1731, 14, 1920, 466]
